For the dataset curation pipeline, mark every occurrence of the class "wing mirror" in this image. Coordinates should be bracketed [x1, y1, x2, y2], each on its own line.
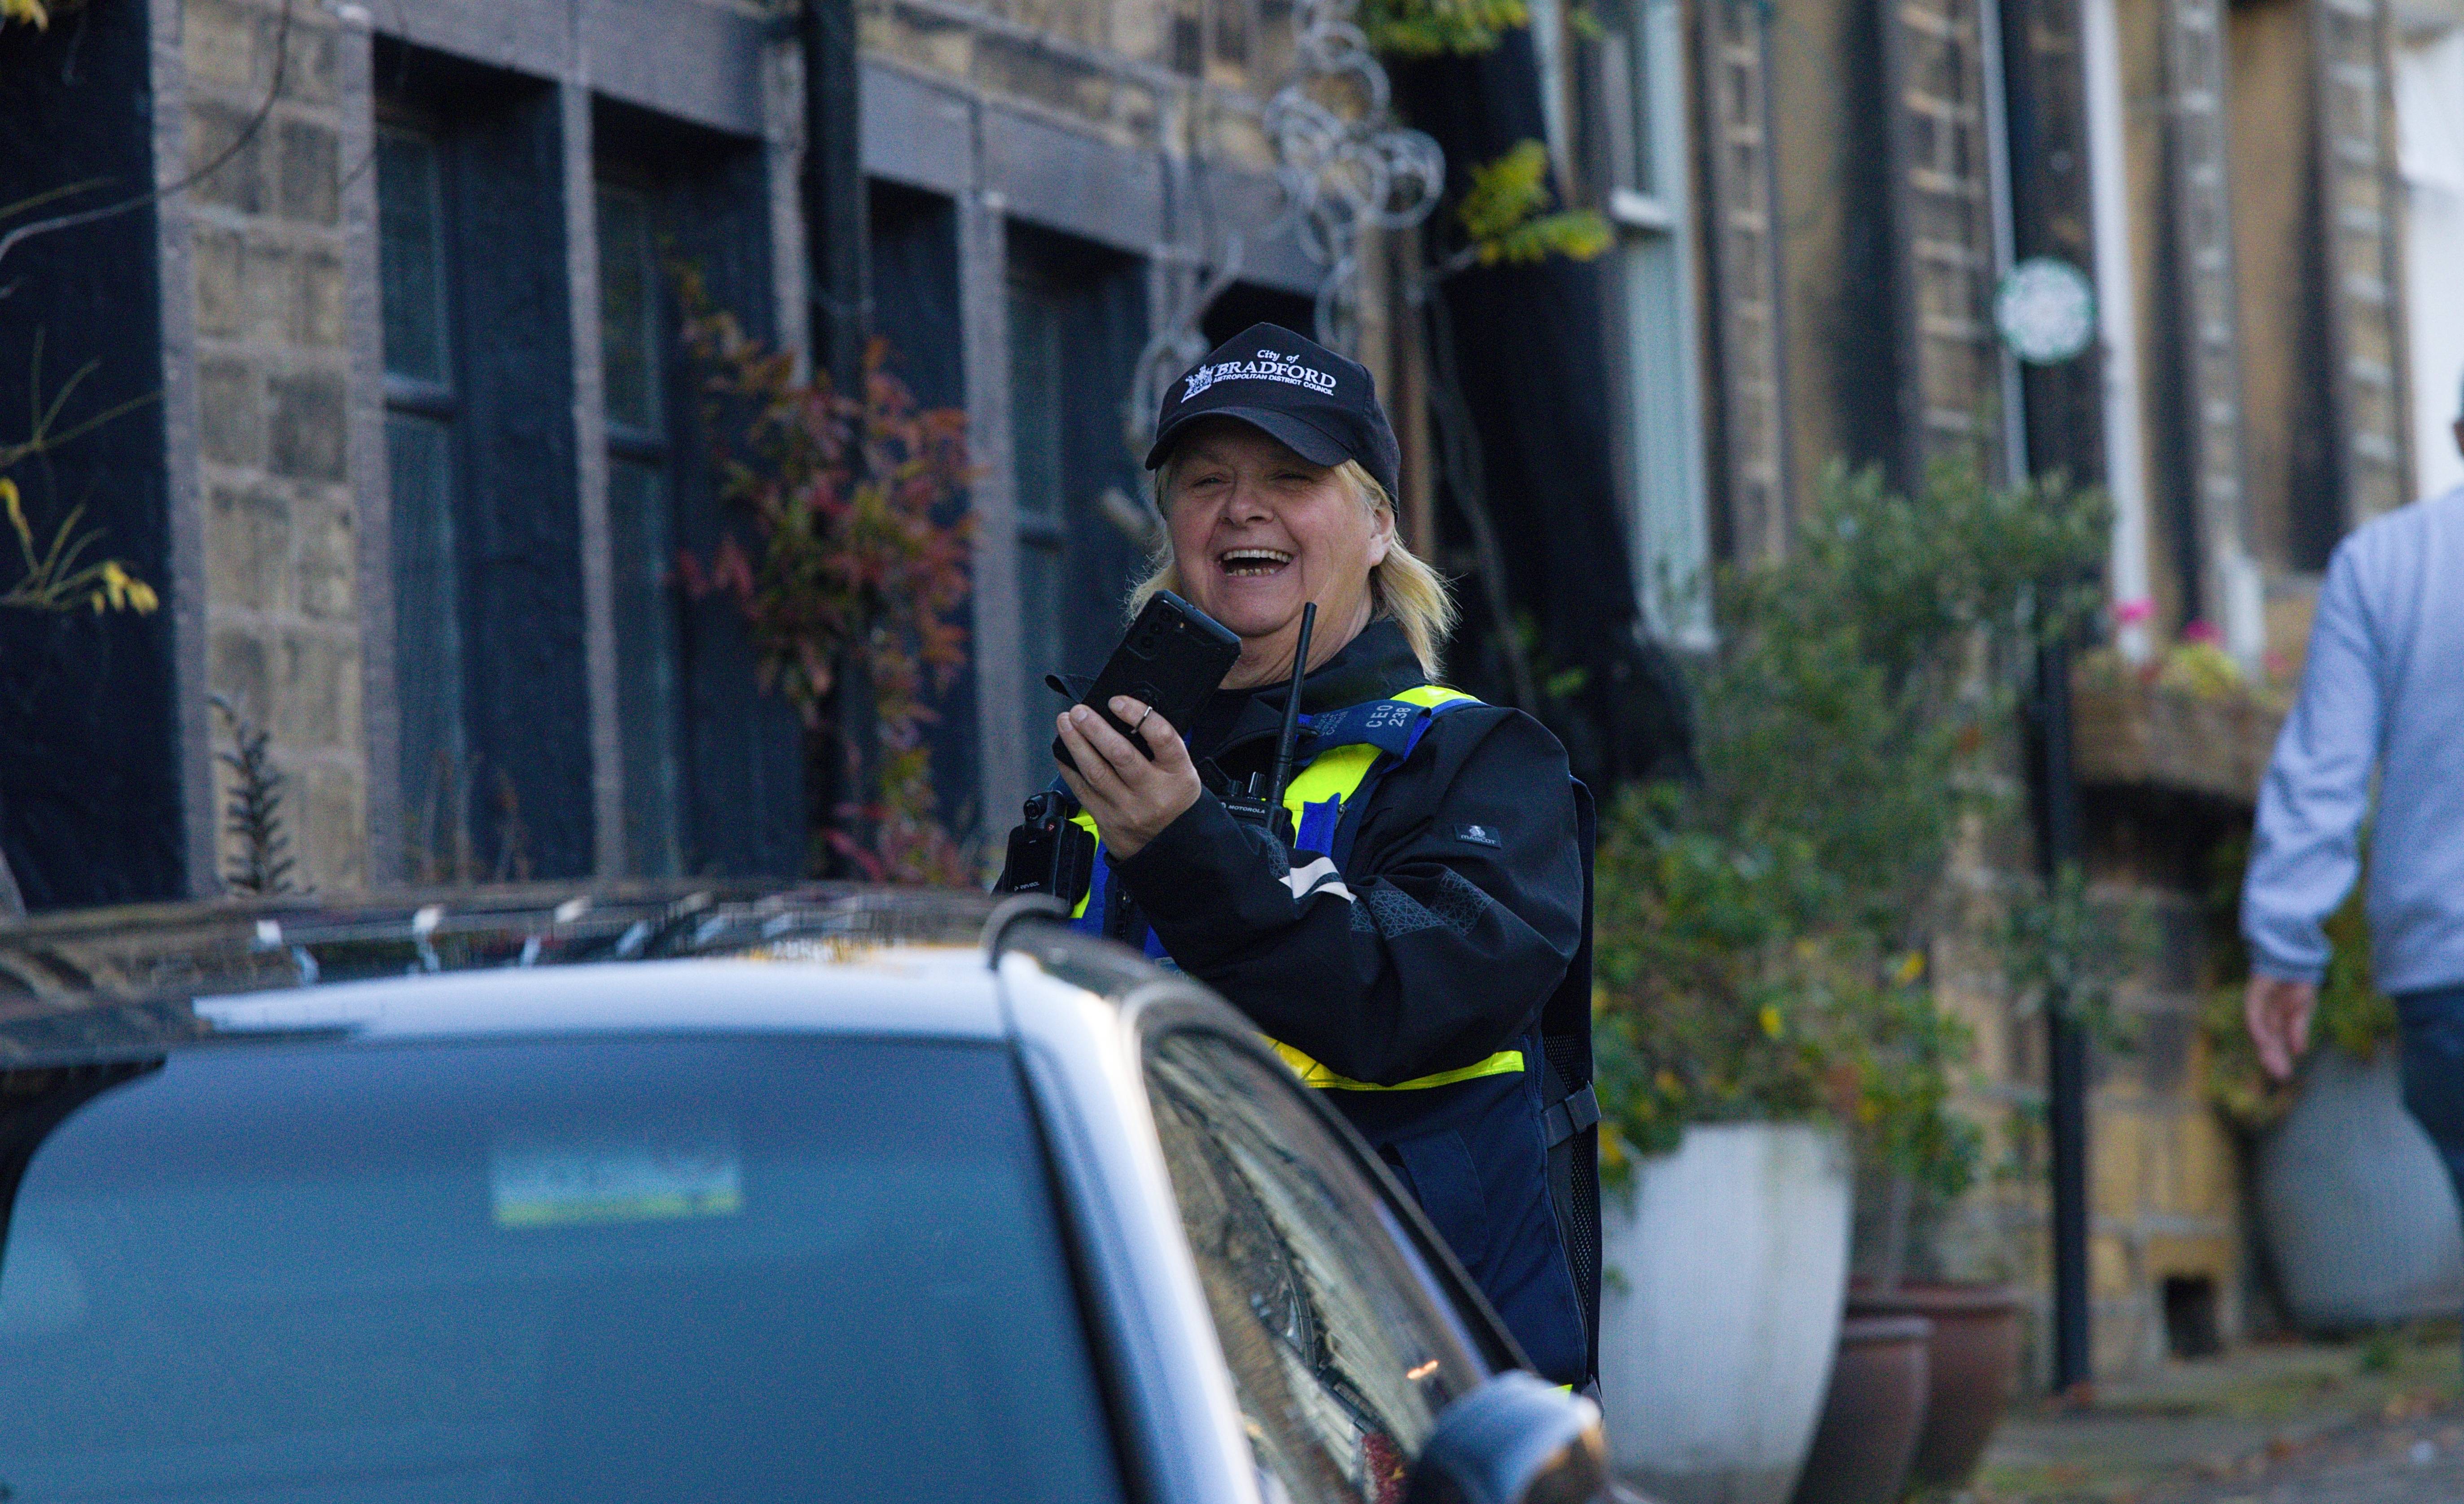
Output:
[1403, 1371, 1613, 1504]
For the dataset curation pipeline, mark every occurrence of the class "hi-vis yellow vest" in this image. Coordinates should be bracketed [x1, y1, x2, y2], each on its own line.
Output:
[1067, 684, 1524, 1093]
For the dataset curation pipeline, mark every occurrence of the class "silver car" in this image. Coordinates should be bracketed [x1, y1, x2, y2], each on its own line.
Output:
[0, 888, 1609, 1504]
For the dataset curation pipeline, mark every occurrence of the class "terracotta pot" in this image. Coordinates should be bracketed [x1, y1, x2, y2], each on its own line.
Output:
[1787, 1316, 1931, 1504]
[1844, 1283, 2021, 1487]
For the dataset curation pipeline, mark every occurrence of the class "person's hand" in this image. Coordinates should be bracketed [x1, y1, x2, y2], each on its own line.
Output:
[2245, 975, 2318, 1081]
[1056, 697, 1202, 861]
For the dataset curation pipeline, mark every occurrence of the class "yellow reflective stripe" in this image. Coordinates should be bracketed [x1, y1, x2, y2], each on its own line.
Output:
[1271, 1040, 1524, 1091]
[1068, 810, 1098, 920]
[1282, 743, 1378, 829]
[1070, 684, 1485, 916]
[1280, 685, 1482, 835]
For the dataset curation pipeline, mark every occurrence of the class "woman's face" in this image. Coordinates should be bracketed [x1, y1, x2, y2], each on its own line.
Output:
[1162, 419, 1390, 684]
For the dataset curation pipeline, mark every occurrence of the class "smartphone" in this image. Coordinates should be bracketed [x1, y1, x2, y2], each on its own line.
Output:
[1054, 590, 1243, 773]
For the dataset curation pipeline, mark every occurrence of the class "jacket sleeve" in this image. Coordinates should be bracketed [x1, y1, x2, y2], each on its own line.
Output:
[1113, 708, 1583, 1085]
[2242, 538, 2384, 983]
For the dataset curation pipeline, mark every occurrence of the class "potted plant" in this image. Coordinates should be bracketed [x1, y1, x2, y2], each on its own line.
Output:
[1592, 459, 2108, 1503]
[2199, 863, 2463, 1330]
[1592, 793, 1861, 1504]
[1828, 963, 2027, 1500]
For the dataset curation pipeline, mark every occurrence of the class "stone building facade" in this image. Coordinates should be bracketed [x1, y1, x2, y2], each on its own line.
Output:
[4, 0, 1338, 901]
[1625, 0, 2420, 1378]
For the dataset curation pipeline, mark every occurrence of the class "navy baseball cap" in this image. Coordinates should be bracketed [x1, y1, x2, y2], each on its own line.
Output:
[1144, 323, 1403, 502]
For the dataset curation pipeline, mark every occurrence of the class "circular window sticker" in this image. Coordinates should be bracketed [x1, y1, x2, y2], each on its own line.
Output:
[1994, 258, 2097, 365]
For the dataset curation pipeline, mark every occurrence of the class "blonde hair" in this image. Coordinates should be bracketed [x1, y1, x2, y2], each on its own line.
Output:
[1127, 457, 1459, 679]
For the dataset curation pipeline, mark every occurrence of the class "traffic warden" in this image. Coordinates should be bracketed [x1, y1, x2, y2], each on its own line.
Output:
[998, 324, 1601, 1389]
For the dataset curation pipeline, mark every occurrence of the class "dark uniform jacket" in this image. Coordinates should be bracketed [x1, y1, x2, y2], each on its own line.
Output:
[1025, 617, 1592, 1383]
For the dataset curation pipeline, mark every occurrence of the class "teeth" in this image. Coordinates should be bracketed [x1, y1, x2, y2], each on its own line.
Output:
[1219, 548, 1292, 577]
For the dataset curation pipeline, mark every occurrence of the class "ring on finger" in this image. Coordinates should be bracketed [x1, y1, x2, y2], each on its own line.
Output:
[1131, 706, 1154, 737]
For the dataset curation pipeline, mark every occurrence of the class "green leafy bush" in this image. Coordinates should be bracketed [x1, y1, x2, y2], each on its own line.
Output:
[1362, 0, 1531, 56]
[1594, 458, 2110, 1201]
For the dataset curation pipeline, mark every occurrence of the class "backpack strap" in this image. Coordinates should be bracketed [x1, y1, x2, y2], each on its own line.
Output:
[1320, 686, 1484, 870]
[1541, 777, 1601, 1383]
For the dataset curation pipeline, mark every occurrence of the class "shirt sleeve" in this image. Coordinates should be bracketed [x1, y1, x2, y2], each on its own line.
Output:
[1111, 708, 1584, 1085]
[2242, 538, 2384, 983]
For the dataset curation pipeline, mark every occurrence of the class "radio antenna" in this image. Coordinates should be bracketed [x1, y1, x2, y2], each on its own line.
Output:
[1266, 602, 1316, 820]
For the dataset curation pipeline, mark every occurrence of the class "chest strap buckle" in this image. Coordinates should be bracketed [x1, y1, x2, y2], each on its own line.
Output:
[1543, 1082, 1601, 1149]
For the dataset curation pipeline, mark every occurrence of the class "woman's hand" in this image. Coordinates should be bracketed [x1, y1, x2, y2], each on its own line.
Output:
[1056, 696, 1203, 861]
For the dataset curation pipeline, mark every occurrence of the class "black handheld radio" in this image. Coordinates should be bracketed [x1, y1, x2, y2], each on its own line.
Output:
[1000, 592, 1245, 904]
[1000, 789, 1094, 903]
[1219, 602, 1315, 847]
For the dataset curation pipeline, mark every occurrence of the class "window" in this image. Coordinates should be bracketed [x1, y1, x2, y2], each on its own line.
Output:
[596, 183, 684, 876]
[377, 124, 470, 861]
[374, 56, 596, 882]
[1000, 241, 1151, 804]
[1143, 1029, 1489, 1504]
[1598, 0, 1712, 645]
[1008, 273, 1069, 776]
[1, 1037, 1129, 1504]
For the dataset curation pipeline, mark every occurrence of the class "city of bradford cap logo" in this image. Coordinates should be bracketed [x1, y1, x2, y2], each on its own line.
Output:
[1182, 349, 1340, 402]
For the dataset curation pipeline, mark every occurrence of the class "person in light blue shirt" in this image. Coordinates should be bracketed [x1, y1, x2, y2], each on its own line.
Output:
[2244, 376, 2464, 1232]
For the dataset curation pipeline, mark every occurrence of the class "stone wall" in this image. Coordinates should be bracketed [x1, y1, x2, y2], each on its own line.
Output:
[1878, 0, 2011, 483]
[858, 0, 1285, 170]
[1929, 812, 2250, 1381]
[180, 0, 368, 891]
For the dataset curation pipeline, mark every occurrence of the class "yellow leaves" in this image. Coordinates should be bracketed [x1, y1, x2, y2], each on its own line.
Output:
[96, 559, 160, 614]
[2, 477, 29, 554]
[1598, 1121, 1628, 1175]
[1363, 0, 1528, 56]
[1458, 142, 1550, 243]
[1758, 1003, 1784, 1039]
[3, 476, 160, 616]
[2, 0, 50, 29]
[1894, 950, 1927, 986]
[1456, 141, 1613, 267]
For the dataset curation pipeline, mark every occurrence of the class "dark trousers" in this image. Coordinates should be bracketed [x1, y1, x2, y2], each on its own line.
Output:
[2396, 984, 2464, 1341]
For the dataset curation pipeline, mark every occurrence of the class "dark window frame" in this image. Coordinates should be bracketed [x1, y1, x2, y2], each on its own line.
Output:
[374, 108, 476, 875]
[592, 169, 688, 877]
[373, 42, 597, 881]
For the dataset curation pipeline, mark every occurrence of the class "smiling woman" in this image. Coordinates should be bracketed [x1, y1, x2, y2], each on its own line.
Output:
[1000, 323, 1605, 1392]
[1130, 437, 1456, 690]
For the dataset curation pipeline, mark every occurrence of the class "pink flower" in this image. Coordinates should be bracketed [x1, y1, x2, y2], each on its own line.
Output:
[2113, 598, 2155, 626]
[2182, 619, 2222, 645]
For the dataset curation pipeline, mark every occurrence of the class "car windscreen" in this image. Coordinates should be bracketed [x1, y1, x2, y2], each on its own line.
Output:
[0, 1036, 1126, 1504]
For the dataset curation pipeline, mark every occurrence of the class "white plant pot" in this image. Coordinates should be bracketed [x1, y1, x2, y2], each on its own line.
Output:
[1598, 1122, 1852, 1504]
[2258, 1046, 2464, 1330]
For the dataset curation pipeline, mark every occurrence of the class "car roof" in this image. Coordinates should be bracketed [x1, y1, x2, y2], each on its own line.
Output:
[0, 884, 1099, 1065]
[192, 951, 1008, 1044]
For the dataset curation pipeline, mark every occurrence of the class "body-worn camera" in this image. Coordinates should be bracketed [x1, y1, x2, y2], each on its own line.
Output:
[1000, 790, 1096, 907]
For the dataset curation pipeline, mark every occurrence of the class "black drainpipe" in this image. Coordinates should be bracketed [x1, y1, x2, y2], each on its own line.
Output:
[798, 0, 875, 861]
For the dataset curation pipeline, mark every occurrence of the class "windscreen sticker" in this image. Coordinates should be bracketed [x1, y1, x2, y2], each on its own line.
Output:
[490, 1128, 742, 1229]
